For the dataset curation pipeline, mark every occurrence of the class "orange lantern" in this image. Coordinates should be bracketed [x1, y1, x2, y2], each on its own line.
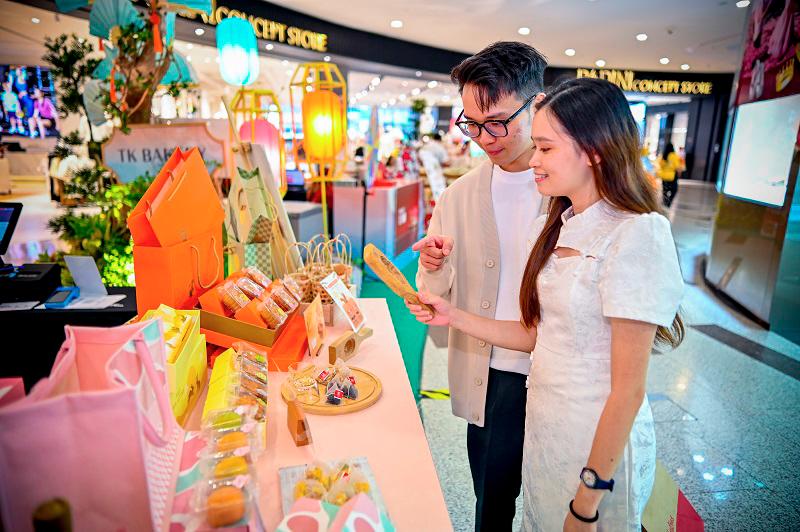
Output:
[288, 62, 348, 236]
[301, 90, 345, 161]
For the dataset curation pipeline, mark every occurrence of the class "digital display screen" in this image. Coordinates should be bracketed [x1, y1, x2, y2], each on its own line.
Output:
[0, 207, 14, 243]
[47, 290, 72, 304]
[722, 93, 800, 207]
[1, 65, 59, 138]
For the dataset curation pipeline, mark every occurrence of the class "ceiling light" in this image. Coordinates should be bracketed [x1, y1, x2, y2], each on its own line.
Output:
[31, 17, 40, 24]
[595, 59, 606, 67]
[399, 94, 407, 101]
[564, 48, 576, 56]
[411, 88, 421, 96]
[389, 98, 397, 105]
[660, 57, 670, 65]
[402, 81, 409, 87]
[636, 33, 647, 41]
[415, 71, 422, 77]
[391, 20, 403, 28]
[266, 43, 274, 50]
[195, 28, 205, 36]
[186, 55, 192, 62]
[187, 43, 193, 50]
[518, 27, 530, 36]
[681, 63, 690, 71]
[282, 60, 289, 66]
[371, 76, 381, 86]
[427, 80, 438, 88]
[323, 55, 330, 62]
[736, 0, 750, 7]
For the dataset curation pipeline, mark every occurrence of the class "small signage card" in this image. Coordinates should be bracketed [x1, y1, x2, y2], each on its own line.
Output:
[320, 272, 365, 332]
[303, 295, 326, 357]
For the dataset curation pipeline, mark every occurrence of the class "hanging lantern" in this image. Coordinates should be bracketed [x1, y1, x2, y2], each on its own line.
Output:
[229, 88, 287, 196]
[302, 90, 345, 161]
[216, 17, 259, 86]
[288, 62, 348, 236]
[239, 118, 285, 194]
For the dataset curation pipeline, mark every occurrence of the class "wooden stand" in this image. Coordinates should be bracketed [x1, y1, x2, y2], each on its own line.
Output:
[280, 367, 382, 415]
[287, 400, 312, 446]
[328, 327, 373, 364]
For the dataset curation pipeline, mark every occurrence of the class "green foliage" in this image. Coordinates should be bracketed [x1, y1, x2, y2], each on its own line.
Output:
[42, 34, 100, 143]
[411, 99, 427, 114]
[62, 166, 115, 201]
[42, 172, 154, 286]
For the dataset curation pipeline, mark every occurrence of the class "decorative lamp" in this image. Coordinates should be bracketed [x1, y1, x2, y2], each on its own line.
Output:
[288, 62, 348, 236]
[230, 88, 287, 196]
[216, 17, 259, 86]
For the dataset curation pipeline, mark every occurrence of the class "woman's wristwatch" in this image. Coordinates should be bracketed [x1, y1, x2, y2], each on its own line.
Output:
[580, 467, 614, 491]
[569, 499, 599, 523]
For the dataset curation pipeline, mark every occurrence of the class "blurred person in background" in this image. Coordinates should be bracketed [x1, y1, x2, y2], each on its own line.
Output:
[656, 142, 683, 208]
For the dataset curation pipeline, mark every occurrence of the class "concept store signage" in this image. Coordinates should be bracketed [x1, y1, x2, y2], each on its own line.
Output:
[576, 69, 713, 95]
[179, 2, 328, 52]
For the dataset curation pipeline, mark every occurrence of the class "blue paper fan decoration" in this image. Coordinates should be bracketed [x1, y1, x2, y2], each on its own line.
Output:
[55, 0, 92, 12]
[91, 47, 118, 80]
[164, 12, 177, 48]
[165, 0, 212, 15]
[82, 79, 109, 126]
[89, 0, 142, 40]
[160, 51, 197, 86]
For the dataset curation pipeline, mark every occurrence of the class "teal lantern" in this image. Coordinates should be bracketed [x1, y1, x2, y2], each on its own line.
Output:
[216, 17, 259, 86]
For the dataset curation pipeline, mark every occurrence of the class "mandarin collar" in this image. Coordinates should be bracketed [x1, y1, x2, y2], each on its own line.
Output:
[557, 200, 623, 254]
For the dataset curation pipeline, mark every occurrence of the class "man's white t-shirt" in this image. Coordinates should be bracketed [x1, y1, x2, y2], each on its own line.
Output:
[490, 166, 543, 374]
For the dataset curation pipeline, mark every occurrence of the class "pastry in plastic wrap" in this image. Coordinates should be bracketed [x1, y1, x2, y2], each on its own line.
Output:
[270, 284, 299, 313]
[243, 266, 271, 288]
[305, 461, 333, 489]
[205, 485, 246, 527]
[236, 277, 266, 299]
[257, 298, 287, 329]
[293, 479, 326, 501]
[282, 275, 304, 302]
[217, 281, 250, 314]
[216, 431, 249, 453]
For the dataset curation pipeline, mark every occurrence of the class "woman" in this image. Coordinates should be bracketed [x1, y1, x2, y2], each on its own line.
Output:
[30, 89, 59, 139]
[408, 78, 684, 531]
[656, 142, 683, 208]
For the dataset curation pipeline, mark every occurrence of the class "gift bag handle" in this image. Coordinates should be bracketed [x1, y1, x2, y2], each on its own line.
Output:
[191, 235, 221, 289]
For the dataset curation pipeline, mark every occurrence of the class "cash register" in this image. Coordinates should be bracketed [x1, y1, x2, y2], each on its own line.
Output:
[0, 202, 61, 303]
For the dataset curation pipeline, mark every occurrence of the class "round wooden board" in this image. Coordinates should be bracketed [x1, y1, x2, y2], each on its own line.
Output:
[280, 367, 382, 415]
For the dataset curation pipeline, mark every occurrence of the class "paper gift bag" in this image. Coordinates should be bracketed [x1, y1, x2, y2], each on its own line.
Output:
[129, 147, 224, 247]
[134, 229, 223, 313]
[643, 461, 704, 532]
[0, 320, 182, 532]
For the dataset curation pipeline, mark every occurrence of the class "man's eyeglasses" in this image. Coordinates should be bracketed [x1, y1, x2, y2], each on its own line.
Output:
[455, 95, 535, 139]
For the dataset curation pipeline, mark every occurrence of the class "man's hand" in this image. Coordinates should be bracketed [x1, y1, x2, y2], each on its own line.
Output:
[412, 235, 454, 272]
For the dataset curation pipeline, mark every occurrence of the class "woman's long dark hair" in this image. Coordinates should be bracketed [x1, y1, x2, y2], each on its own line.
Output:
[661, 142, 675, 160]
[519, 78, 683, 348]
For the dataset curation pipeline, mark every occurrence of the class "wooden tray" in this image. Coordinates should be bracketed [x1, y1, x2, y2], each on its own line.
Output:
[280, 366, 382, 415]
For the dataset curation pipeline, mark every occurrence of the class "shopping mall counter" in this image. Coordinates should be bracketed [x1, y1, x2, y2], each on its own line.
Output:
[333, 178, 424, 262]
[187, 298, 452, 530]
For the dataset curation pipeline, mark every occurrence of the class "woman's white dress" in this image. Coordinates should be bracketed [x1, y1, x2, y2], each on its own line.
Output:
[521, 200, 684, 531]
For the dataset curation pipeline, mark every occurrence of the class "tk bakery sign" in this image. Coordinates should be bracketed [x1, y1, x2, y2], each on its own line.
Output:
[179, 2, 328, 52]
[576, 68, 713, 95]
[102, 123, 226, 183]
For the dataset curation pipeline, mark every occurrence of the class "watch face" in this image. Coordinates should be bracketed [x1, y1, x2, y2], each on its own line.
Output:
[581, 469, 597, 486]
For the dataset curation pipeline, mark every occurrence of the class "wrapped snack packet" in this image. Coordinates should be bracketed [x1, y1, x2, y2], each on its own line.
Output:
[269, 284, 299, 313]
[236, 277, 266, 299]
[256, 298, 287, 329]
[304, 460, 333, 489]
[282, 275, 303, 302]
[217, 281, 250, 314]
[193, 475, 255, 528]
[324, 477, 356, 506]
[293, 479, 326, 501]
[315, 365, 336, 386]
[243, 266, 271, 288]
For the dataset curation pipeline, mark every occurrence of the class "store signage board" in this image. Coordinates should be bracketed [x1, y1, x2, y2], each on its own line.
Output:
[179, 2, 328, 52]
[576, 68, 713, 95]
[102, 123, 226, 183]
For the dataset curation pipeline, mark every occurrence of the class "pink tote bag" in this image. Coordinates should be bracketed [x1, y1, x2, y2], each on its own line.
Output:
[0, 320, 183, 532]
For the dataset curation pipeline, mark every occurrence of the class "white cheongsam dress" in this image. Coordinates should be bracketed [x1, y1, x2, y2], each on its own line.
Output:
[521, 200, 684, 532]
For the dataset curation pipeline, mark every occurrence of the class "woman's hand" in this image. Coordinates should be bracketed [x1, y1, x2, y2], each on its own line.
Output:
[405, 291, 453, 327]
[563, 512, 597, 532]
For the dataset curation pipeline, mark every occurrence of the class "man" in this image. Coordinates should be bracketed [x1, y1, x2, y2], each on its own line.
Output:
[419, 132, 450, 167]
[414, 41, 548, 531]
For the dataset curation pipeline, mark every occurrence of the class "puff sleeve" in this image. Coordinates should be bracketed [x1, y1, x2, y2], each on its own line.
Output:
[598, 213, 684, 326]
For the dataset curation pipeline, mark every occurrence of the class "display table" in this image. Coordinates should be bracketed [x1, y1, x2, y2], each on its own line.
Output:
[186, 298, 452, 530]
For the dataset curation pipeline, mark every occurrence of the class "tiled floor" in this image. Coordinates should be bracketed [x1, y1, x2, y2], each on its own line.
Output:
[419, 182, 800, 532]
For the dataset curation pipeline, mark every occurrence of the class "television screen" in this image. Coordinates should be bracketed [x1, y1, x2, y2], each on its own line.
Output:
[722, 93, 800, 207]
[628, 102, 646, 138]
[0, 65, 60, 138]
